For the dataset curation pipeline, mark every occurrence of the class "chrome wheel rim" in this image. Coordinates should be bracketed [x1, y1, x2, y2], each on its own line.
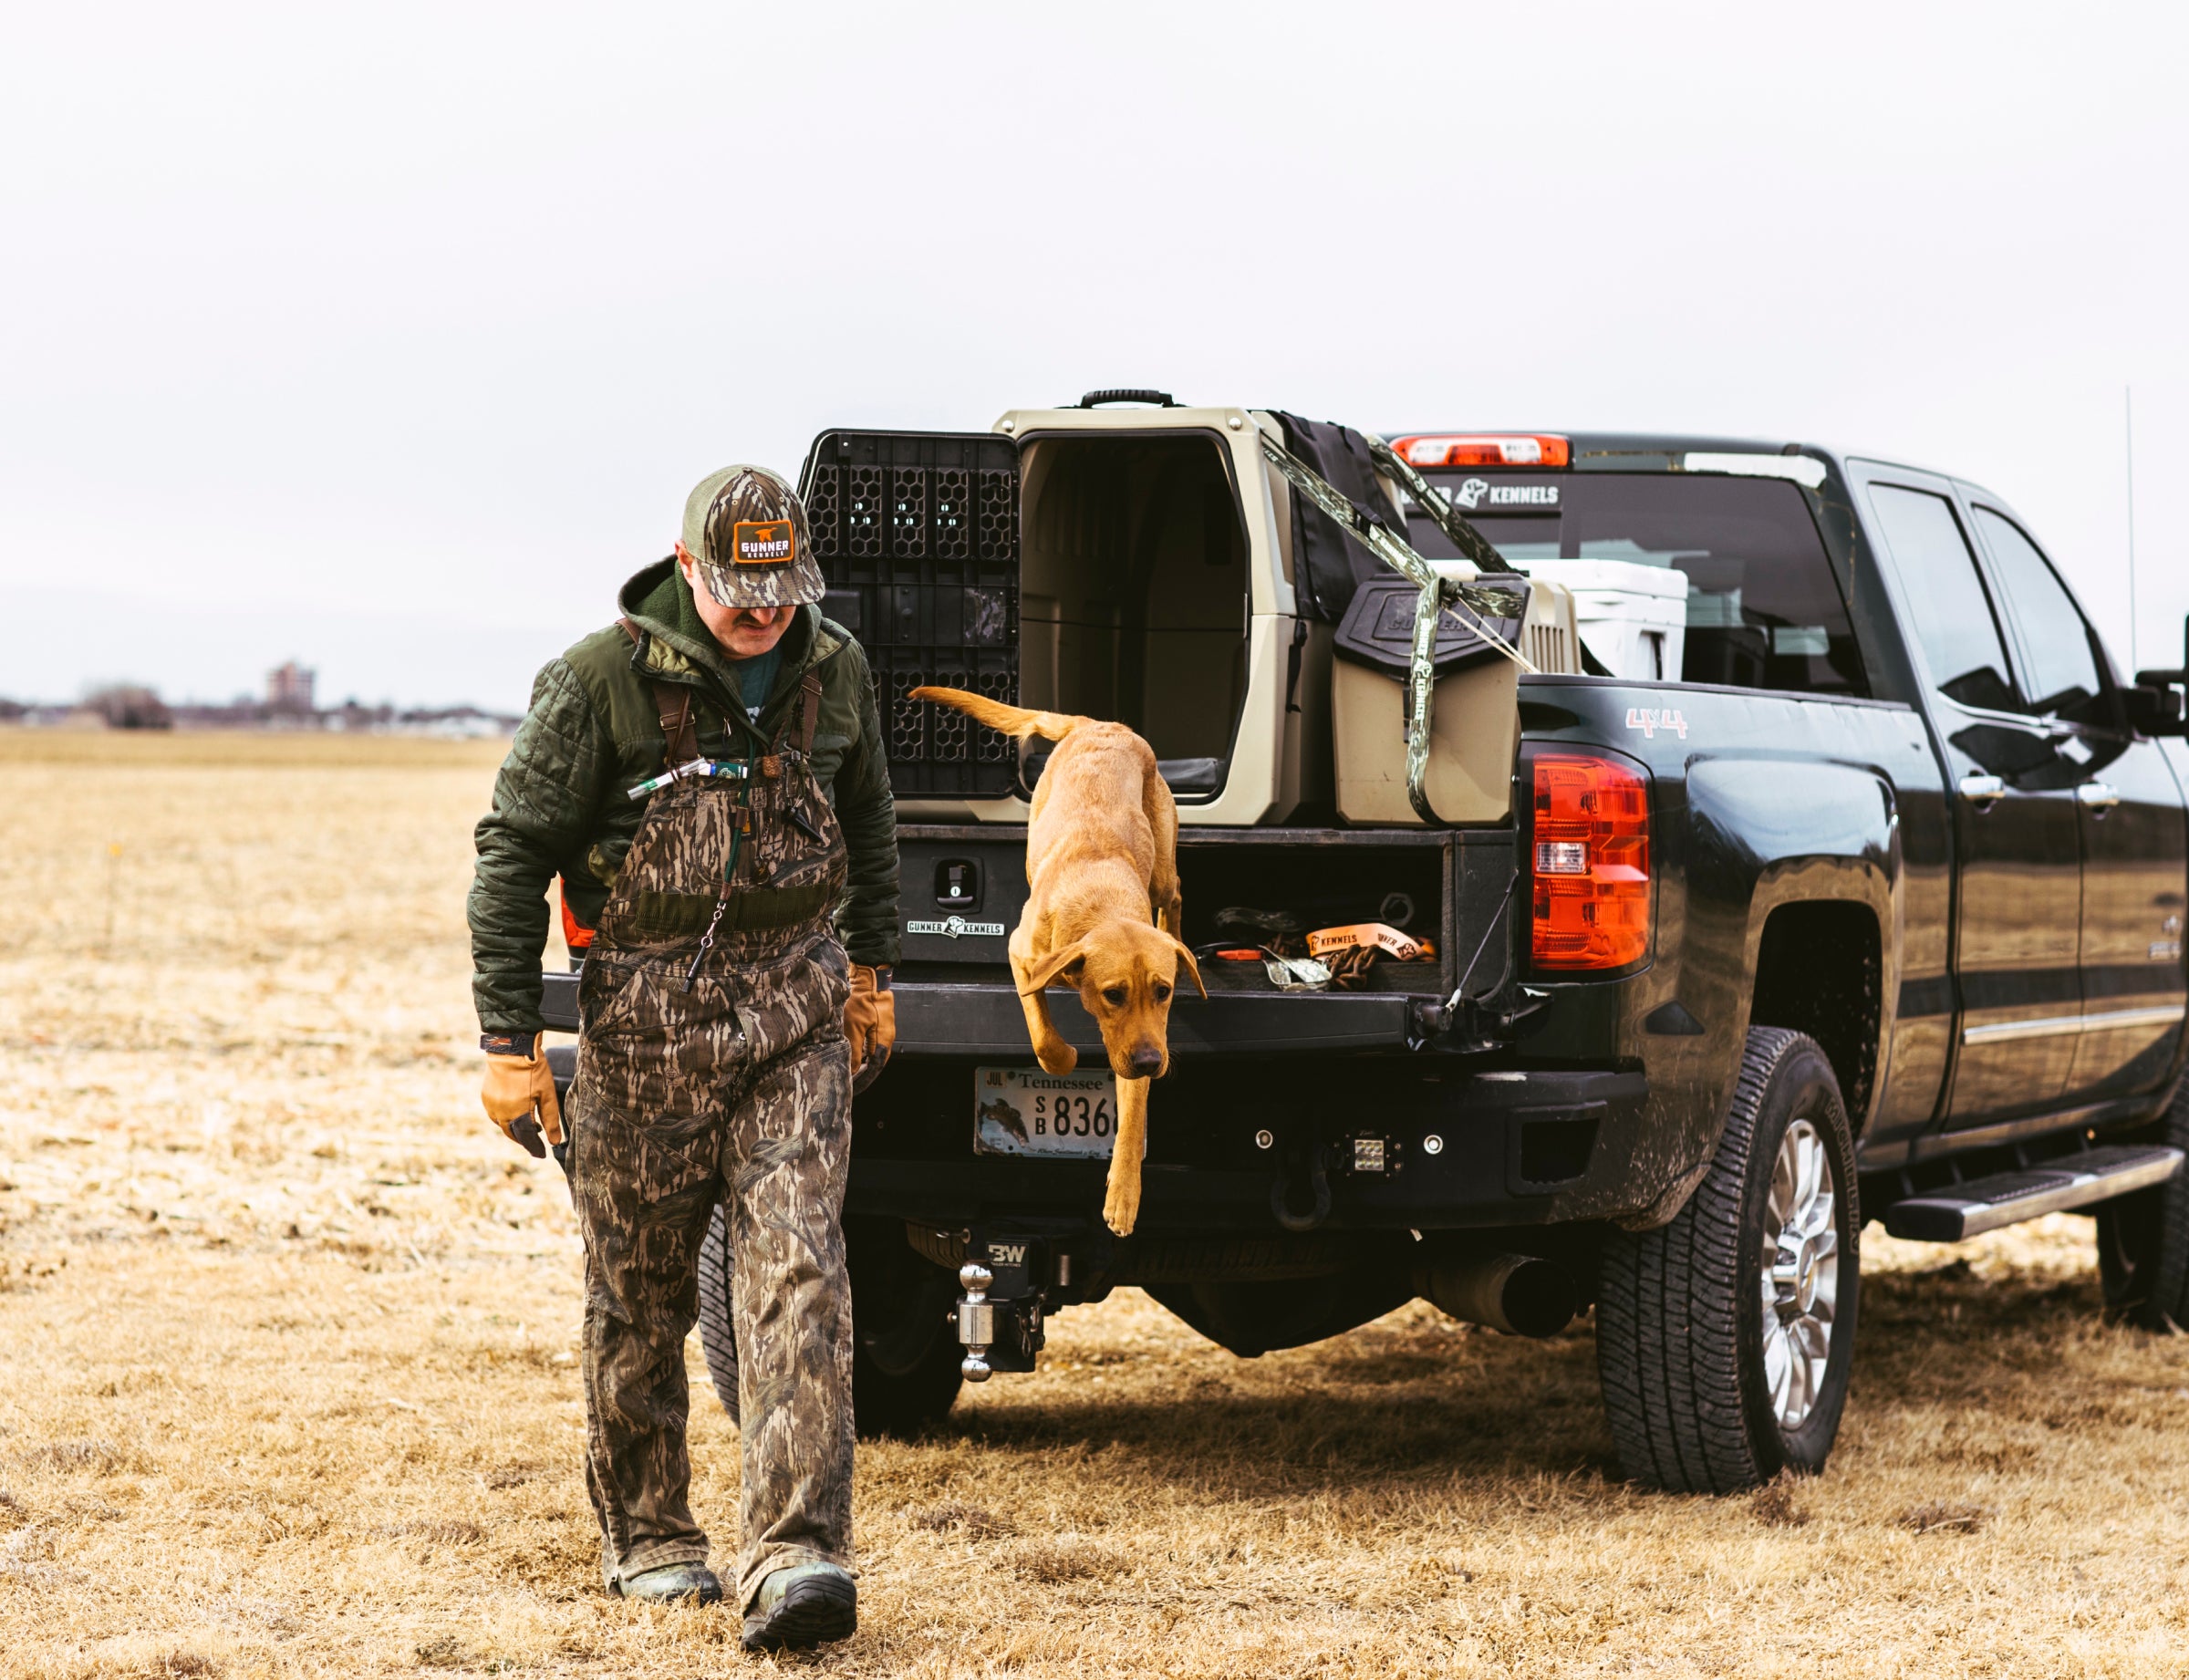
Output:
[1759, 1117, 1839, 1431]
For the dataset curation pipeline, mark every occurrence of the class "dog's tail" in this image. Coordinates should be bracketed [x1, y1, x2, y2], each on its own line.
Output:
[908, 686, 1087, 743]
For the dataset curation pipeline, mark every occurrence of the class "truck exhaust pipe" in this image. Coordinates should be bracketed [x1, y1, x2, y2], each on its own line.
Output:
[1416, 1253, 1577, 1338]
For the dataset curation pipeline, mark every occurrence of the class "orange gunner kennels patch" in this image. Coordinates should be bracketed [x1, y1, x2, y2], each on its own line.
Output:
[731, 520, 795, 565]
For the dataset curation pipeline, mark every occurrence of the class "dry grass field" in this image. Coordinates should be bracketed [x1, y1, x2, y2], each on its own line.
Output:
[1, 727, 2185, 1678]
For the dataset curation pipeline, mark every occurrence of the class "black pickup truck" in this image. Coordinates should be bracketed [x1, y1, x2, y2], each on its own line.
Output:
[544, 401, 2189, 1495]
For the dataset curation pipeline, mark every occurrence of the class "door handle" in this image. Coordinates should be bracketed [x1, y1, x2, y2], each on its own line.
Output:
[2076, 781, 2121, 813]
[1958, 773, 2007, 809]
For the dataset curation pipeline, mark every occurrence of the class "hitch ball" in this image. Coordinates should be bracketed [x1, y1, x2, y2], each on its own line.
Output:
[957, 1262, 996, 1382]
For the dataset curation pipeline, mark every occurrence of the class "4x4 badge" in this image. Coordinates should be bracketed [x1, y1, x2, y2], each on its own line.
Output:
[908, 914, 1005, 939]
[1625, 707, 1689, 740]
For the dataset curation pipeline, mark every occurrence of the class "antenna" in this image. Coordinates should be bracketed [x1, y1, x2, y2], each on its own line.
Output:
[2125, 385, 2138, 672]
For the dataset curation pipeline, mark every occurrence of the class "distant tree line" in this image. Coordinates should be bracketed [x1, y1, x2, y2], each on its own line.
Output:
[87, 685, 175, 730]
[0, 686, 516, 736]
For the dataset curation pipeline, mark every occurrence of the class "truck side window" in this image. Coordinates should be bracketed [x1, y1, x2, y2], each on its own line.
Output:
[1866, 484, 2020, 713]
[1970, 508, 2110, 730]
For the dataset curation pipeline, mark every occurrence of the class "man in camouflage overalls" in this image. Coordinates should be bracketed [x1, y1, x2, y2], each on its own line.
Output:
[467, 465, 898, 1651]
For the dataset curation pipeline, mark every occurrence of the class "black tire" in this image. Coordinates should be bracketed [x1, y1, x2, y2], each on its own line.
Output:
[2095, 1076, 2189, 1330]
[696, 1210, 964, 1438]
[1596, 1027, 1862, 1493]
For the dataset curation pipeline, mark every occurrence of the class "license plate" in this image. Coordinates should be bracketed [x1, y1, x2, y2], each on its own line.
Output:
[973, 1065, 1117, 1158]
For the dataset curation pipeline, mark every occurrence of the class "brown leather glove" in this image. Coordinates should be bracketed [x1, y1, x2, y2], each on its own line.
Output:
[480, 1032, 564, 1158]
[846, 964, 895, 1094]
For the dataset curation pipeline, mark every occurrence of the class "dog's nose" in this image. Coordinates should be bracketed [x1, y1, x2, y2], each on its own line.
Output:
[1126, 1046, 1164, 1079]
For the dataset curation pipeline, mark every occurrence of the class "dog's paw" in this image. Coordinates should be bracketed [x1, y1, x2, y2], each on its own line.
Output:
[1035, 1040, 1078, 1075]
[1103, 1176, 1141, 1237]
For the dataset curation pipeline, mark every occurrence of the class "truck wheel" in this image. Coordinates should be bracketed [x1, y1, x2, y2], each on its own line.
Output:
[696, 1208, 963, 1438]
[2094, 1077, 2189, 1330]
[1596, 1027, 1861, 1493]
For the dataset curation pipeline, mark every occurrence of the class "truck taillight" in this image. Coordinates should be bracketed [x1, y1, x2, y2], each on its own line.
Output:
[1390, 433, 1571, 469]
[1530, 752, 1650, 970]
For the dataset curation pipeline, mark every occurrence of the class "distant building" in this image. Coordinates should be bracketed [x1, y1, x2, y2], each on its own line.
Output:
[267, 660, 316, 714]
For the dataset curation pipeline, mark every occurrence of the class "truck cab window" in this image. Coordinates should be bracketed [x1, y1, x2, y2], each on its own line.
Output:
[1971, 507, 2110, 730]
[1865, 484, 2020, 713]
[1406, 472, 1865, 696]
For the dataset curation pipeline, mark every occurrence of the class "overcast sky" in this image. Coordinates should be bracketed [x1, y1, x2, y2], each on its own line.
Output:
[3, 3, 2184, 710]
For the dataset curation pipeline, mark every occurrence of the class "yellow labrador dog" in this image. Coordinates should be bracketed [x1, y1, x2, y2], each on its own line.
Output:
[909, 688, 1203, 1235]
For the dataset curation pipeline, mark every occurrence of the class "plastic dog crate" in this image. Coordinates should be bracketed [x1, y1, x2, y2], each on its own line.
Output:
[800, 430, 1021, 798]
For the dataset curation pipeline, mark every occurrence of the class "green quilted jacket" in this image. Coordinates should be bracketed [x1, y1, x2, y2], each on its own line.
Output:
[469, 556, 899, 1033]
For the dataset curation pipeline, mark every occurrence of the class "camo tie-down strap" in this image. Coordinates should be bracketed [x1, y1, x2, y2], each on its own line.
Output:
[1256, 429, 1535, 824]
[1362, 436, 1512, 576]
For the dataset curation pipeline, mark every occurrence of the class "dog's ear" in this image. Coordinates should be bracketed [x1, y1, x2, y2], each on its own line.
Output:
[1018, 939, 1092, 996]
[1168, 937, 1208, 1001]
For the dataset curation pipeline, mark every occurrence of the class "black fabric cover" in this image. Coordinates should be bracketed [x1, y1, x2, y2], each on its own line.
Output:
[1155, 757, 1223, 793]
[1022, 748, 1226, 797]
[1332, 576, 1529, 681]
[1274, 413, 1415, 623]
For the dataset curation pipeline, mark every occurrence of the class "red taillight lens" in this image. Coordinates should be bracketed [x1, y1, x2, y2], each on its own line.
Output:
[1530, 752, 1651, 970]
[1390, 433, 1572, 469]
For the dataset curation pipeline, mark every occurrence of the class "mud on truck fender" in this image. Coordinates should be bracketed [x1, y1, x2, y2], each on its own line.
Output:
[1615, 751, 1898, 1231]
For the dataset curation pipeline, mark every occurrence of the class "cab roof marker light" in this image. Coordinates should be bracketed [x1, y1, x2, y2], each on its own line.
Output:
[1392, 434, 1572, 470]
[1683, 451, 1828, 489]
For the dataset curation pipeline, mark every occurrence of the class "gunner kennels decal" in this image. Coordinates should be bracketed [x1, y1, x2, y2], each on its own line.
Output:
[1453, 477, 1561, 511]
[907, 913, 1006, 939]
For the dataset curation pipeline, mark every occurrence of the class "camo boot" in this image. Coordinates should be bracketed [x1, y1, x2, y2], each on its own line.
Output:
[742, 1560, 857, 1652]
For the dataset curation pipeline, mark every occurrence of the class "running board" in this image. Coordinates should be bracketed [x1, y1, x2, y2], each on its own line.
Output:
[1882, 1145, 2184, 1242]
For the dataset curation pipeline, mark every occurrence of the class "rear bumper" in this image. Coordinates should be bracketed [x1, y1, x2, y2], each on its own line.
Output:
[850, 1064, 1653, 1232]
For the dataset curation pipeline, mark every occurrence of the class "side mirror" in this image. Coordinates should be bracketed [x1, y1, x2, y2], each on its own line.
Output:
[2124, 611, 2189, 737]
[2123, 681, 2185, 737]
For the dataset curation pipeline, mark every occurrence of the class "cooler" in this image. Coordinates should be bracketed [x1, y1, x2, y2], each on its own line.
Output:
[1517, 559, 1689, 683]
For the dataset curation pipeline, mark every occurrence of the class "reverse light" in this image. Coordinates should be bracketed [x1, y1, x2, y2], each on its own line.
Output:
[1530, 752, 1651, 970]
[1534, 841, 1588, 875]
[1391, 433, 1572, 470]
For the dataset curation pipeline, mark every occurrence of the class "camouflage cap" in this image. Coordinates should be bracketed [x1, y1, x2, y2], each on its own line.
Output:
[679, 464, 825, 609]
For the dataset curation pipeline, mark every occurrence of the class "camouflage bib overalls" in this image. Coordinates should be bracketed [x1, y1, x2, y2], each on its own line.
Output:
[567, 654, 856, 1607]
